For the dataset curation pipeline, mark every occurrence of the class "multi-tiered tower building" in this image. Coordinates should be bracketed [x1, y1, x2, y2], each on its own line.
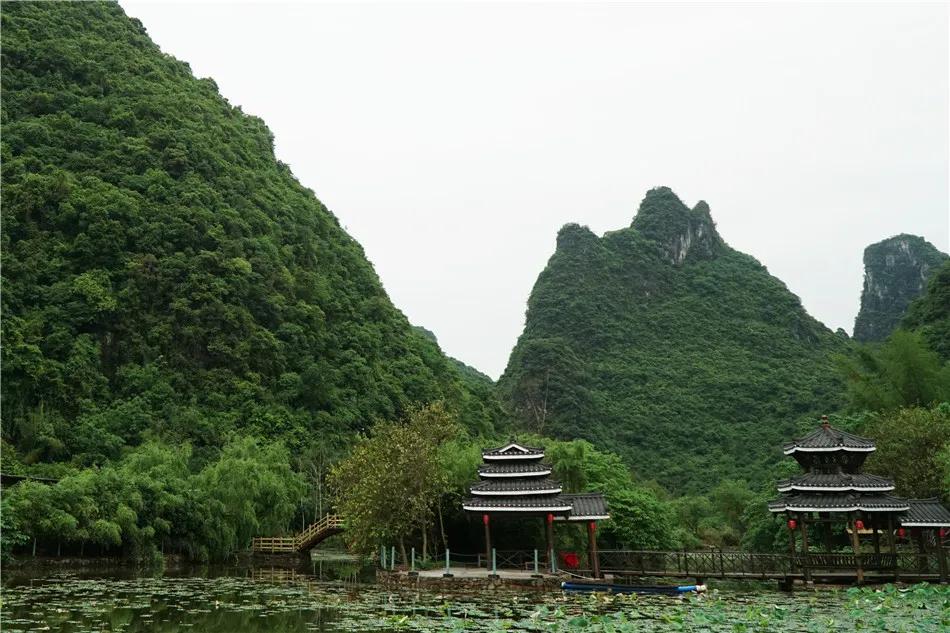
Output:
[463, 442, 608, 576]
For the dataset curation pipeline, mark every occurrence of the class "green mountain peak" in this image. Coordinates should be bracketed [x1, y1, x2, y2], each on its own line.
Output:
[853, 234, 948, 342]
[500, 188, 845, 493]
[630, 187, 722, 265]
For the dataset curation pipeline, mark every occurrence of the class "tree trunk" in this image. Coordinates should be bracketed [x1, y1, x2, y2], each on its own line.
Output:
[399, 537, 408, 568]
[422, 525, 428, 562]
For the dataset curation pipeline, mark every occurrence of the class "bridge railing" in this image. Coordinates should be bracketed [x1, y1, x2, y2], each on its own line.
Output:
[252, 514, 344, 553]
[251, 536, 297, 553]
[296, 515, 344, 550]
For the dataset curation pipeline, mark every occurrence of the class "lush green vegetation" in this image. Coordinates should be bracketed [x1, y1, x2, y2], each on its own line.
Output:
[853, 234, 948, 343]
[904, 259, 950, 360]
[1, 437, 303, 562]
[2, 1, 947, 568]
[1, 0, 500, 461]
[498, 187, 848, 494]
[328, 404, 679, 558]
[0, 1, 502, 561]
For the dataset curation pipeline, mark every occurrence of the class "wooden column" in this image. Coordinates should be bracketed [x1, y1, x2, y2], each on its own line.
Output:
[800, 514, 812, 583]
[545, 514, 555, 571]
[482, 514, 491, 570]
[872, 516, 881, 555]
[937, 529, 948, 583]
[787, 515, 798, 573]
[886, 513, 898, 582]
[821, 512, 833, 553]
[915, 528, 927, 574]
[587, 521, 600, 578]
[850, 514, 864, 585]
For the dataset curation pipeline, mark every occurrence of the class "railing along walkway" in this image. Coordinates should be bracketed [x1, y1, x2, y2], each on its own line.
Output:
[598, 550, 792, 579]
[251, 515, 344, 554]
[596, 549, 946, 581]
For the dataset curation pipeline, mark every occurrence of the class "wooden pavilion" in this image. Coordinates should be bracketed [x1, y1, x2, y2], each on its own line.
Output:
[769, 415, 950, 583]
[462, 442, 609, 577]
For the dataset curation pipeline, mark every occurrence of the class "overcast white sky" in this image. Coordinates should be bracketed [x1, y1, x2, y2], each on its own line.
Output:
[122, 1, 948, 379]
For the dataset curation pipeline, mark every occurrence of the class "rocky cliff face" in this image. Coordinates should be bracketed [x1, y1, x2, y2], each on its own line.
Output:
[853, 235, 948, 343]
[629, 188, 722, 265]
[497, 187, 846, 494]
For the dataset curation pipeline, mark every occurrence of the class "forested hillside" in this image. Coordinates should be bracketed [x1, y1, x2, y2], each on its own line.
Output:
[1, 1, 499, 468]
[903, 260, 950, 361]
[853, 234, 947, 343]
[498, 188, 848, 494]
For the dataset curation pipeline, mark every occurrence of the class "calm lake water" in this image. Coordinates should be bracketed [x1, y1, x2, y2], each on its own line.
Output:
[2, 558, 947, 632]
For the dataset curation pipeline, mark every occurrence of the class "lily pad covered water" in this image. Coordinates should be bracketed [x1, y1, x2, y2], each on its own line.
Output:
[2, 569, 948, 632]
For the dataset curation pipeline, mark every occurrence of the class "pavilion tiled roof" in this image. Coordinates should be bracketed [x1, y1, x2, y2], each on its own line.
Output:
[464, 443, 609, 520]
[463, 494, 573, 512]
[470, 478, 562, 494]
[783, 424, 876, 454]
[768, 493, 910, 513]
[478, 462, 553, 476]
[776, 472, 894, 492]
[559, 493, 609, 521]
[900, 498, 950, 527]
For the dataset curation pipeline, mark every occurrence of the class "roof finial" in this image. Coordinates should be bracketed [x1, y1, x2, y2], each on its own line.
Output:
[820, 415, 830, 430]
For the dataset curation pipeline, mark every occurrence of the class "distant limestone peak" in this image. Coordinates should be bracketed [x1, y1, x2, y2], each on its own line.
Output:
[853, 234, 948, 342]
[499, 188, 845, 494]
[631, 187, 721, 265]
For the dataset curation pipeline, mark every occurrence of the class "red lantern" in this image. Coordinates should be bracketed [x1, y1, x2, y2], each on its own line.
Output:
[787, 519, 797, 530]
[854, 519, 865, 531]
[547, 513, 554, 525]
[589, 521, 596, 532]
[940, 528, 948, 539]
[482, 514, 489, 526]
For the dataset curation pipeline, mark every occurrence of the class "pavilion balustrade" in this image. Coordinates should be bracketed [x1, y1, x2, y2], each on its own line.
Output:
[896, 552, 941, 575]
[487, 550, 537, 570]
[596, 550, 793, 577]
[593, 549, 943, 579]
[803, 552, 896, 570]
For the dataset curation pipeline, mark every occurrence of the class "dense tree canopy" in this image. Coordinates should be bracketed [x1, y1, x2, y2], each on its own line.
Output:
[3, 3, 946, 565]
[327, 403, 459, 557]
[2, 437, 304, 562]
[0, 1, 499, 470]
[903, 260, 950, 361]
[836, 330, 950, 412]
[0, 1, 502, 562]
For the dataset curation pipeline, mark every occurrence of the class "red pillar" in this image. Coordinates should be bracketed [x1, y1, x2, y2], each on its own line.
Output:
[588, 521, 600, 578]
[483, 514, 491, 569]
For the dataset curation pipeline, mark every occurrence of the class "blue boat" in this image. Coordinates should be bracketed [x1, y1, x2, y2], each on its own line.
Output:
[561, 581, 706, 595]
